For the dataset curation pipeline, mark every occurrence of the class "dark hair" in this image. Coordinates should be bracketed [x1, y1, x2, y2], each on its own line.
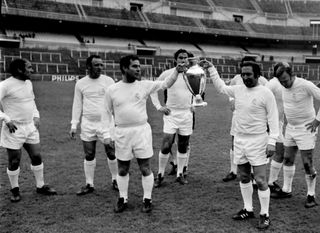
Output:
[273, 62, 282, 77]
[119, 55, 139, 74]
[241, 56, 256, 64]
[8, 58, 27, 76]
[275, 62, 292, 78]
[240, 61, 261, 78]
[174, 49, 188, 60]
[86, 55, 101, 69]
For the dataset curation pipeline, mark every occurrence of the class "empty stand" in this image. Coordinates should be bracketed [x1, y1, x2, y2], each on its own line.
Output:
[212, 0, 255, 11]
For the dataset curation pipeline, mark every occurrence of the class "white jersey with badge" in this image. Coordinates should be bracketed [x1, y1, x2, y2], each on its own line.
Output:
[151, 67, 192, 110]
[71, 74, 115, 129]
[283, 77, 320, 127]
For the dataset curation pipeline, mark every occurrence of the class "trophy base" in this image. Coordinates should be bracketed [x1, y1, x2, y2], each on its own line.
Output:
[192, 101, 207, 107]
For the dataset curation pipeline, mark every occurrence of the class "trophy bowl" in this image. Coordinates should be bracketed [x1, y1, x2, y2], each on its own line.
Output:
[183, 57, 207, 107]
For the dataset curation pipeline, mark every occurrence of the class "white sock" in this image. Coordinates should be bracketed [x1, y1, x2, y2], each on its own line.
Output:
[258, 188, 270, 216]
[268, 160, 283, 185]
[7, 167, 20, 189]
[185, 144, 191, 169]
[230, 149, 237, 174]
[30, 163, 45, 188]
[142, 173, 154, 200]
[117, 174, 129, 202]
[283, 165, 295, 193]
[84, 159, 96, 187]
[177, 152, 188, 177]
[240, 181, 253, 211]
[107, 158, 118, 181]
[158, 152, 169, 176]
[305, 174, 316, 196]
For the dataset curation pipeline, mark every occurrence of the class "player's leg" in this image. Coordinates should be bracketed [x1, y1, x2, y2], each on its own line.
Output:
[176, 134, 190, 184]
[253, 164, 271, 230]
[268, 142, 284, 193]
[232, 162, 254, 220]
[300, 149, 318, 208]
[271, 145, 297, 198]
[223, 135, 237, 182]
[168, 134, 177, 176]
[77, 140, 97, 195]
[24, 143, 57, 195]
[104, 141, 118, 190]
[137, 158, 154, 213]
[114, 159, 130, 213]
[7, 148, 22, 202]
[154, 133, 175, 187]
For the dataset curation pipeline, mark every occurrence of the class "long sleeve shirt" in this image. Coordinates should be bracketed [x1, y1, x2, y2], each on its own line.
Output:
[265, 77, 285, 124]
[150, 67, 192, 110]
[282, 77, 320, 127]
[0, 77, 39, 123]
[208, 67, 279, 145]
[71, 75, 115, 129]
[101, 70, 179, 137]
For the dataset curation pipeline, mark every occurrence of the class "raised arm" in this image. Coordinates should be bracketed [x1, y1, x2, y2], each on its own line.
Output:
[200, 60, 235, 99]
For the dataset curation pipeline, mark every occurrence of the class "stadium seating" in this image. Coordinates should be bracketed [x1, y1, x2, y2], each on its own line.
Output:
[212, 0, 255, 11]
[169, 0, 210, 7]
[289, 1, 320, 15]
[255, 0, 287, 14]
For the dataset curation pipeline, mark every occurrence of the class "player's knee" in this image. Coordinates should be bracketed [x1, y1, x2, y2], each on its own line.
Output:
[30, 154, 42, 166]
[141, 167, 151, 176]
[177, 143, 188, 153]
[239, 174, 251, 183]
[118, 168, 128, 176]
[85, 153, 95, 161]
[106, 151, 116, 160]
[283, 157, 294, 166]
[8, 158, 21, 170]
[161, 143, 172, 154]
[255, 177, 267, 189]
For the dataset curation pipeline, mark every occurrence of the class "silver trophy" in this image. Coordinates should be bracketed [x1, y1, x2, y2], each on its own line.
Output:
[183, 57, 207, 107]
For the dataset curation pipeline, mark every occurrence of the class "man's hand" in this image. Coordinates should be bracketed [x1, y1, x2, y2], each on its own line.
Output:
[176, 62, 188, 73]
[198, 60, 213, 70]
[305, 119, 320, 133]
[159, 106, 171, 115]
[33, 117, 40, 130]
[6, 121, 17, 133]
[103, 137, 111, 145]
[69, 128, 77, 140]
[266, 144, 275, 158]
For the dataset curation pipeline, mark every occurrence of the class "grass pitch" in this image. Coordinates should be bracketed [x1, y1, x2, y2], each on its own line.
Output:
[1, 82, 320, 233]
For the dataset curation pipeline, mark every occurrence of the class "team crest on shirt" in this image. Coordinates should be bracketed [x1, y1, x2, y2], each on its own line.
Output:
[135, 93, 141, 100]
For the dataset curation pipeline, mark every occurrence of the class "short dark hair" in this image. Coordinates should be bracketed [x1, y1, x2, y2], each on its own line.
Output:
[86, 55, 101, 69]
[8, 58, 27, 76]
[240, 61, 261, 78]
[241, 56, 256, 64]
[119, 55, 139, 74]
[275, 62, 292, 78]
[174, 49, 188, 60]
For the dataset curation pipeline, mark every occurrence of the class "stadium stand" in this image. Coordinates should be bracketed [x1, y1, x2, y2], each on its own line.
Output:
[289, 1, 320, 15]
[255, 0, 287, 14]
[1, 0, 320, 82]
[212, 0, 256, 11]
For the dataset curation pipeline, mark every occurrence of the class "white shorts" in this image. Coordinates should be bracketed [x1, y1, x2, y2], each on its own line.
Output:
[233, 133, 268, 166]
[163, 109, 193, 136]
[114, 123, 153, 161]
[284, 125, 317, 150]
[0, 121, 40, 150]
[80, 117, 115, 142]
